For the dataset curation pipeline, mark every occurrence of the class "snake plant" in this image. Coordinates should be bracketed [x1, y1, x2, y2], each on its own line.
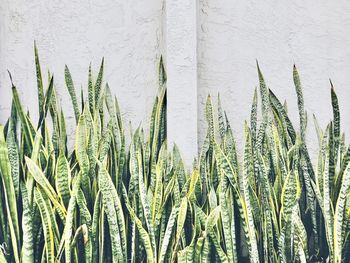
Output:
[0, 45, 349, 262]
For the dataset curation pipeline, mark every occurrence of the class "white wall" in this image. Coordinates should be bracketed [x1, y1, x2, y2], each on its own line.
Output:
[166, 0, 198, 165]
[1, 0, 350, 164]
[0, 0, 165, 139]
[198, 0, 350, 161]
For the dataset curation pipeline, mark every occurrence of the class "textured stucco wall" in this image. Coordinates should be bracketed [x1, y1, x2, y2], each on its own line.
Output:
[198, 0, 350, 161]
[1, 0, 350, 164]
[166, 0, 198, 165]
[0, 0, 165, 139]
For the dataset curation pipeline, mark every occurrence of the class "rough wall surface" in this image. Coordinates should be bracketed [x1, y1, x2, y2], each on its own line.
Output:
[1, 0, 350, 164]
[166, 0, 198, 164]
[198, 0, 350, 162]
[0, 0, 165, 139]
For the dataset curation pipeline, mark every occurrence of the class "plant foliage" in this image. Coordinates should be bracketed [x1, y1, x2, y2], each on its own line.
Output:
[0, 47, 349, 262]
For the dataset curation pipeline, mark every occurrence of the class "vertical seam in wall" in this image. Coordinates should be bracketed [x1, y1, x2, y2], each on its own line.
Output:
[165, 0, 199, 165]
[195, 0, 200, 155]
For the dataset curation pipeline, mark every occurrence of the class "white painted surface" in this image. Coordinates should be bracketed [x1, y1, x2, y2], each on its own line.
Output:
[1, 0, 350, 164]
[198, 0, 350, 161]
[166, 0, 198, 165]
[0, 0, 165, 139]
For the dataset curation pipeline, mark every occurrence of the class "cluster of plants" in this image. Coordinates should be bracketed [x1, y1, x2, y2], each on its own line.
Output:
[0, 46, 350, 263]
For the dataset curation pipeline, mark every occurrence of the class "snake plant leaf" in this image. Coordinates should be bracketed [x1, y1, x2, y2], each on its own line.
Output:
[301, 157, 318, 245]
[256, 62, 270, 122]
[25, 157, 66, 218]
[11, 84, 34, 148]
[71, 224, 89, 248]
[194, 236, 205, 262]
[330, 81, 340, 165]
[26, 132, 42, 207]
[97, 159, 126, 262]
[152, 157, 164, 223]
[76, 189, 92, 261]
[20, 183, 34, 262]
[187, 168, 200, 201]
[280, 169, 301, 261]
[64, 65, 80, 123]
[6, 121, 20, 199]
[91, 191, 101, 263]
[205, 206, 221, 233]
[250, 88, 258, 145]
[95, 58, 104, 107]
[159, 206, 179, 263]
[293, 65, 306, 141]
[34, 41, 44, 117]
[269, 89, 296, 143]
[91, 191, 102, 262]
[34, 187, 55, 263]
[0, 248, 7, 263]
[173, 196, 188, 256]
[55, 153, 71, 208]
[181, 218, 197, 262]
[0, 126, 20, 263]
[219, 175, 237, 263]
[217, 94, 226, 141]
[242, 125, 260, 263]
[313, 114, 323, 147]
[75, 114, 91, 205]
[122, 185, 155, 263]
[64, 173, 81, 263]
[159, 55, 167, 87]
[334, 161, 350, 262]
[87, 63, 95, 114]
[205, 95, 215, 144]
[75, 114, 89, 172]
[151, 87, 166, 161]
[58, 109, 67, 154]
[37, 75, 54, 129]
[105, 84, 121, 150]
[323, 143, 335, 258]
[130, 139, 157, 260]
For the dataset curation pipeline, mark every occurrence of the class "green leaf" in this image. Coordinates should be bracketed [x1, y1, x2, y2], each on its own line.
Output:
[20, 183, 34, 262]
[11, 84, 34, 148]
[159, 206, 178, 263]
[34, 187, 55, 263]
[64, 173, 81, 263]
[25, 157, 66, 218]
[34, 41, 44, 116]
[0, 125, 20, 263]
[334, 162, 350, 262]
[122, 185, 154, 263]
[55, 153, 71, 208]
[98, 160, 125, 262]
[6, 121, 20, 199]
[293, 65, 306, 141]
[64, 65, 80, 123]
[95, 58, 104, 107]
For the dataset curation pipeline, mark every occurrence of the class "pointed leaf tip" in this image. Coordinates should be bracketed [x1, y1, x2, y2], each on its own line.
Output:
[256, 61, 263, 77]
[7, 70, 14, 87]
